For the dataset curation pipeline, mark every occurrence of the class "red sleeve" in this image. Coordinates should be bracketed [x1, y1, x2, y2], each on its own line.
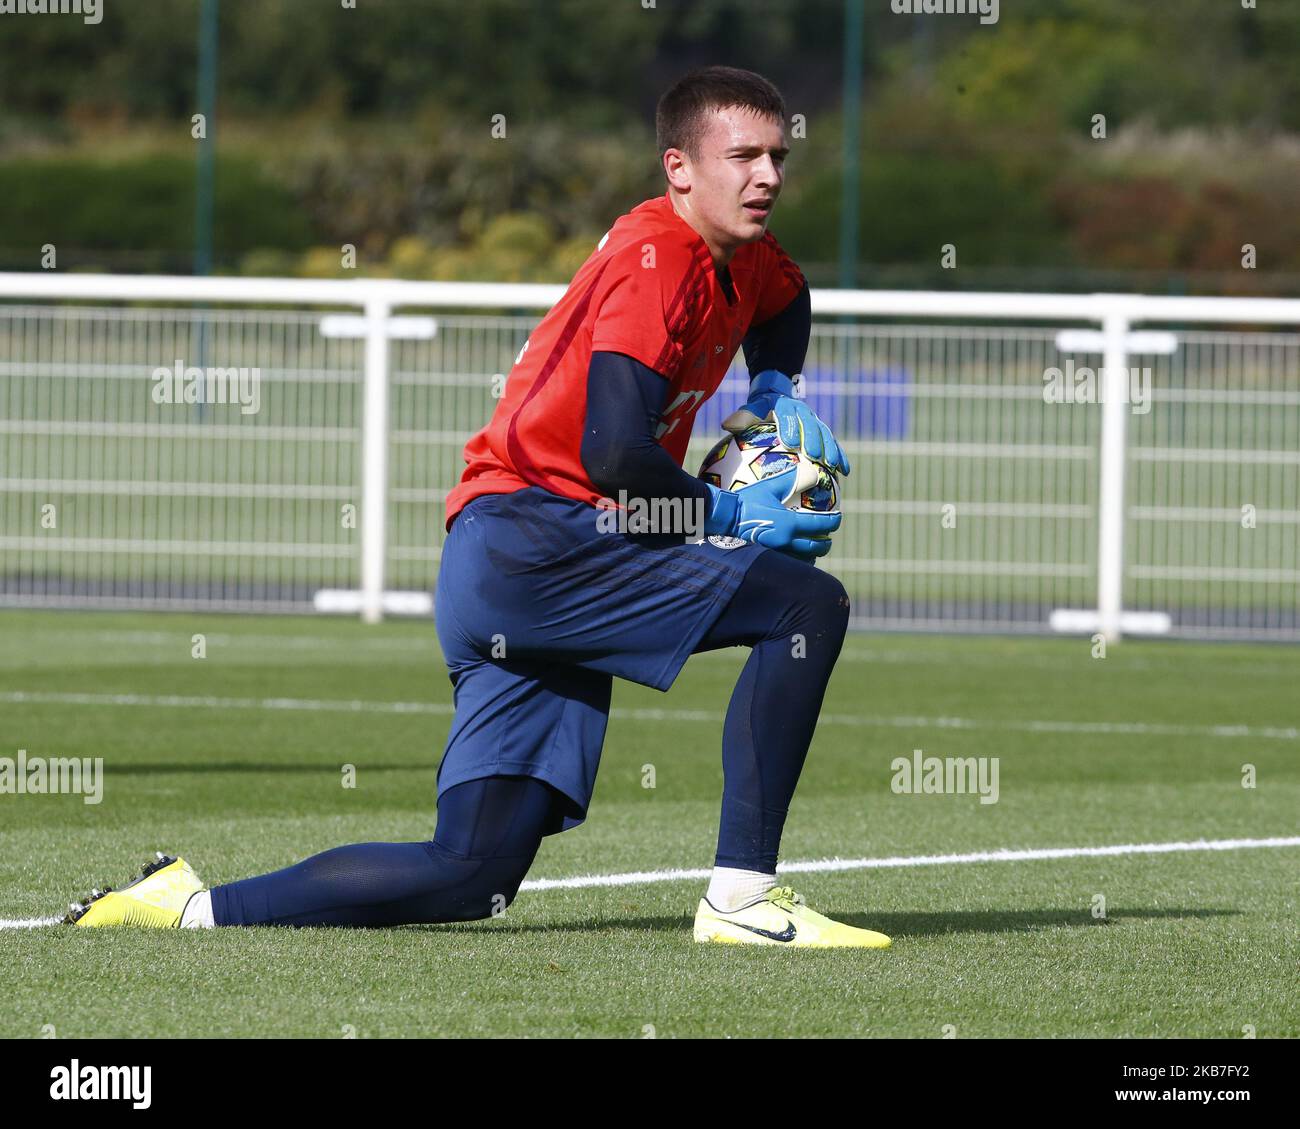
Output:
[589, 239, 707, 380]
[750, 232, 807, 326]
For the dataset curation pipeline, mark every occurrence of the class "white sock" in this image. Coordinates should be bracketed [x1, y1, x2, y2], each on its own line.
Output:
[180, 889, 215, 929]
[705, 867, 776, 913]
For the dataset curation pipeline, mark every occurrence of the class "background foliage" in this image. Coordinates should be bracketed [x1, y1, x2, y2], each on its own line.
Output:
[2, 0, 1297, 291]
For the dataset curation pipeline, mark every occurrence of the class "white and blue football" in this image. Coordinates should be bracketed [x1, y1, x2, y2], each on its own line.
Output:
[698, 421, 839, 515]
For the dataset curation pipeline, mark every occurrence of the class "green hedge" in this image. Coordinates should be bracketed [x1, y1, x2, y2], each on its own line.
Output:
[0, 154, 313, 269]
[778, 151, 1068, 273]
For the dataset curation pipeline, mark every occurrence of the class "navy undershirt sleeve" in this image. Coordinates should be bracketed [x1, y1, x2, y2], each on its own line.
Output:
[741, 282, 810, 379]
[580, 350, 712, 510]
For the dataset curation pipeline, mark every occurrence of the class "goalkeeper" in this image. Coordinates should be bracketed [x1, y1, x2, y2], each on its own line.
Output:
[69, 67, 890, 949]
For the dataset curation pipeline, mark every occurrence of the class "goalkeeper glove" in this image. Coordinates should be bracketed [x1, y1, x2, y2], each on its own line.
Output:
[723, 369, 851, 477]
[704, 467, 839, 560]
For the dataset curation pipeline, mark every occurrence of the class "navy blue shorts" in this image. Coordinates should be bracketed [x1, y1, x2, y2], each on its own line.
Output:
[434, 487, 765, 831]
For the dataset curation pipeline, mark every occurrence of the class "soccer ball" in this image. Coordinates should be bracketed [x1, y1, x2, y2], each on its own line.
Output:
[697, 421, 840, 515]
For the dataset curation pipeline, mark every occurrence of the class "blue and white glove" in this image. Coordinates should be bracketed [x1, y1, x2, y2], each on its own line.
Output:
[723, 369, 851, 477]
[704, 467, 840, 561]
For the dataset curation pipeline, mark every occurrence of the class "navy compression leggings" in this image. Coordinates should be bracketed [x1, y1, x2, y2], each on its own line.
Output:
[210, 550, 849, 926]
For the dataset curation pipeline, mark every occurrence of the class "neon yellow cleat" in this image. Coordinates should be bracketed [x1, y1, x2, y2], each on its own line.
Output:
[64, 853, 204, 928]
[694, 885, 892, 949]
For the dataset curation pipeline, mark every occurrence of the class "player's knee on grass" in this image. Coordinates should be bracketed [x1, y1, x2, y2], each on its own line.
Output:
[408, 840, 535, 924]
[410, 776, 563, 924]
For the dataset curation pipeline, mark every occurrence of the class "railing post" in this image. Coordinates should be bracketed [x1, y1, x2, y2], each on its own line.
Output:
[360, 294, 390, 624]
[1096, 307, 1131, 644]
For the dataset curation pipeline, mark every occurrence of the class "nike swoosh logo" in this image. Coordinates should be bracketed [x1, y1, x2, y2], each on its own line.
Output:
[731, 918, 797, 943]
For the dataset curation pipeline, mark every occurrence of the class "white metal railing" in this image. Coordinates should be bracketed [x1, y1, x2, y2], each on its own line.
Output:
[1, 272, 1297, 640]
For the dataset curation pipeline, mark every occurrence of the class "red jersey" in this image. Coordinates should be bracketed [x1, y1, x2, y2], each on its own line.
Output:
[444, 192, 806, 529]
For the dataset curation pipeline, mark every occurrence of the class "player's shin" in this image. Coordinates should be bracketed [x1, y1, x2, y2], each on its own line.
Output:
[701, 560, 850, 905]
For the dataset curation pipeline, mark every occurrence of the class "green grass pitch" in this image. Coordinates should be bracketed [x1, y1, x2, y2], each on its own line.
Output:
[1, 609, 1297, 1038]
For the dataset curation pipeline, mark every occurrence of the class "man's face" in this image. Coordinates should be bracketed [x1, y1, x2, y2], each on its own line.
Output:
[665, 105, 788, 262]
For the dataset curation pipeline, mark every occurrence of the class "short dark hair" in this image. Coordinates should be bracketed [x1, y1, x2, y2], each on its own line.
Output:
[655, 66, 786, 160]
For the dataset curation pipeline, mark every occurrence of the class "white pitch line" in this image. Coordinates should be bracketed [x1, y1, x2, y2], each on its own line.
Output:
[1, 689, 1296, 741]
[0, 690, 454, 716]
[8, 631, 1300, 679]
[820, 712, 1300, 741]
[519, 836, 1300, 891]
[0, 629, 434, 652]
[9, 630, 1300, 680]
[5, 836, 1296, 929]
